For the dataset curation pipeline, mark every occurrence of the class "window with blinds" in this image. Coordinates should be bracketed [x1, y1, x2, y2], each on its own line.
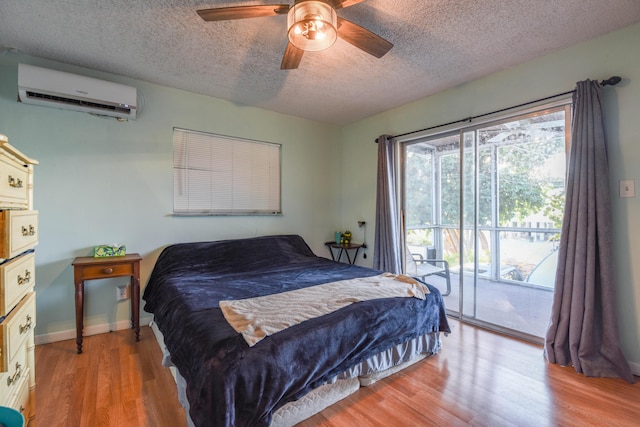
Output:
[173, 128, 281, 215]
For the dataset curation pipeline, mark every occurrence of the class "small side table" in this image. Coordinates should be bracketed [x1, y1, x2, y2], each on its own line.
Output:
[72, 253, 142, 354]
[324, 242, 365, 265]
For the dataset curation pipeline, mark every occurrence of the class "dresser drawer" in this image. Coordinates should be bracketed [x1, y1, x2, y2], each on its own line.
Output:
[7, 365, 30, 418]
[0, 252, 35, 317]
[0, 292, 35, 372]
[0, 154, 29, 210]
[0, 336, 28, 399]
[0, 210, 38, 260]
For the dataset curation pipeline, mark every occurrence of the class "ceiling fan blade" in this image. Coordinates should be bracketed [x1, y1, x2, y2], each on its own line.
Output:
[337, 17, 393, 58]
[325, 0, 367, 10]
[197, 5, 289, 21]
[281, 42, 305, 70]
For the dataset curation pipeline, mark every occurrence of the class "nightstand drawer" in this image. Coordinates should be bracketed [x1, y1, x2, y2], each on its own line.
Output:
[0, 252, 35, 318]
[79, 262, 134, 280]
[0, 155, 29, 210]
[0, 292, 36, 372]
[0, 210, 38, 260]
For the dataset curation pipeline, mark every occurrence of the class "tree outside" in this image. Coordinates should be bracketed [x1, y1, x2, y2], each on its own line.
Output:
[405, 109, 567, 282]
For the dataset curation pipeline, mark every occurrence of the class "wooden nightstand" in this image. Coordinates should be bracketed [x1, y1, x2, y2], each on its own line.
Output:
[72, 253, 142, 354]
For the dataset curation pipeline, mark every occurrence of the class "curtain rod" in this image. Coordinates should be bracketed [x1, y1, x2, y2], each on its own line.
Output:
[379, 76, 622, 142]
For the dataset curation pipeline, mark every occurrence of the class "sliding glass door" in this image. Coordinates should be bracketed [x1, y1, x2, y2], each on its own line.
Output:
[403, 103, 571, 342]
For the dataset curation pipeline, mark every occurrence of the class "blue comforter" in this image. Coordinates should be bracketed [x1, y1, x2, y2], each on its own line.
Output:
[143, 235, 450, 427]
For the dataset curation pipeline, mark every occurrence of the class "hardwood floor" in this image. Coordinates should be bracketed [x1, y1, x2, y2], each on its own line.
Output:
[35, 321, 640, 426]
[34, 327, 186, 427]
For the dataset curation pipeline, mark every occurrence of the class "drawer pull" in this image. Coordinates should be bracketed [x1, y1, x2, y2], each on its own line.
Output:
[18, 270, 32, 285]
[21, 225, 36, 236]
[7, 362, 22, 386]
[20, 405, 25, 413]
[19, 314, 33, 334]
[8, 175, 23, 188]
[103, 267, 114, 274]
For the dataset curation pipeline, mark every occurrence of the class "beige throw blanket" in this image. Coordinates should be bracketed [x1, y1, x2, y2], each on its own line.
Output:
[219, 273, 429, 347]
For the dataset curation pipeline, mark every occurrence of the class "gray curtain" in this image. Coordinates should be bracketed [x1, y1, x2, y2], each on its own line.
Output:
[373, 135, 402, 273]
[544, 80, 634, 383]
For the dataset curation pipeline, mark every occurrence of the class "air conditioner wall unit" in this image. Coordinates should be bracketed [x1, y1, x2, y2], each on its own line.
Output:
[17, 63, 137, 120]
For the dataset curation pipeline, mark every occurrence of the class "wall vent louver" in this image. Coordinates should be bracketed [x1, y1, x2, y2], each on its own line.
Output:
[23, 91, 134, 116]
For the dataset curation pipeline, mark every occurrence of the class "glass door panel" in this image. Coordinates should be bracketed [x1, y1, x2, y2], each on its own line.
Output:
[404, 134, 459, 298]
[461, 108, 568, 340]
[403, 104, 570, 343]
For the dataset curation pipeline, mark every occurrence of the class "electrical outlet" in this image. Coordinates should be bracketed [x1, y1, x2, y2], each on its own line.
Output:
[116, 284, 130, 301]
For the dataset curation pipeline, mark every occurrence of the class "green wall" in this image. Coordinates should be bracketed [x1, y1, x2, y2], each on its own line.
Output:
[0, 55, 343, 342]
[340, 22, 640, 371]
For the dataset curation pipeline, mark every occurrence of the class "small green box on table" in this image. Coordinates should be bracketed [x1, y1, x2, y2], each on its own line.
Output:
[93, 245, 126, 257]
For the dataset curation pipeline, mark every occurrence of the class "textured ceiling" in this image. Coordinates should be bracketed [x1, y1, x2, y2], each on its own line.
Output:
[1, 0, 640, 125]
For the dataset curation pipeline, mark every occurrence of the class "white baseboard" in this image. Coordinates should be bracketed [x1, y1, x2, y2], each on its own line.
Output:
[35, 316, 153, 345]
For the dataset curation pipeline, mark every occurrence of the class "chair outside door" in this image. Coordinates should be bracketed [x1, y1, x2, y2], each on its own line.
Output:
[405, 247, 451, 296]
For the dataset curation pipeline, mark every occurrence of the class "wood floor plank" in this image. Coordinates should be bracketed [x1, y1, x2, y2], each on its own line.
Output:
[35, 321, 640, 426]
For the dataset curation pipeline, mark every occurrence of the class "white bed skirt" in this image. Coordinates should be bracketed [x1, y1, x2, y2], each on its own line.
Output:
[149, 320, 442, 427]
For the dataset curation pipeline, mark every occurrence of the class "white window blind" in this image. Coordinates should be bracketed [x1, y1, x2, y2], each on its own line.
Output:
[173, 128, 281, 215]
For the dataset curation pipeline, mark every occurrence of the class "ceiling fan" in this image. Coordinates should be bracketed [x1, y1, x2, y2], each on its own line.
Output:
[197, 0, 393, 70]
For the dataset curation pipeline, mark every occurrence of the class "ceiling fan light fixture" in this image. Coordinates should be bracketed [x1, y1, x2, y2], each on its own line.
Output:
[287, 1, 337, 51]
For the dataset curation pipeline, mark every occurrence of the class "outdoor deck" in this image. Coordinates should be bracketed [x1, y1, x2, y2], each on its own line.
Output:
[425, 272, 554, 340]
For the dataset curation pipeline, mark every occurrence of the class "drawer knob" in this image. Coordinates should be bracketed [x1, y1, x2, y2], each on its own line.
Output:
[19, 314, 33, 334]
[7, 362, 22, 387]
[8, 175, 23, 188]
[17, 270, 31, 286]
[103, 267, 114, 274]
[21, 225, 36, 236]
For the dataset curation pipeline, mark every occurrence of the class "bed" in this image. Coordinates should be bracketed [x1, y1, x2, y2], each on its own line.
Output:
[143, 234, 450, 427]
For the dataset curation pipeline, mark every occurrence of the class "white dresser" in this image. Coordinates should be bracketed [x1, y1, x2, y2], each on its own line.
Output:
[0, 134, 38, 423]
